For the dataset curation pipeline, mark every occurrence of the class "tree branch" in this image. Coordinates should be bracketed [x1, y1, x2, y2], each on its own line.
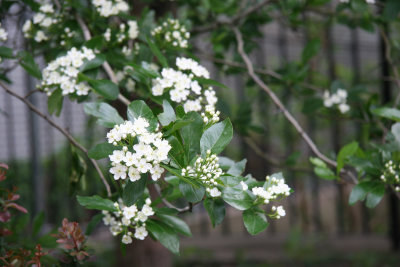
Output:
[0, 81, 112, 197]
[76, 15, 130, 106]
[233, 27, 337, 167]
[233, 27, 359, 185]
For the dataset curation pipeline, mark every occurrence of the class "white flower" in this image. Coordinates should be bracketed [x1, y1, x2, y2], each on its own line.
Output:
[34, 30, 48, 42]
[134, 226, 148, 240]
[92, 0, 130, 17]
[128, 20, 139, 39]
[240, 181, 248, 191]
[208, 187, 221, 197]
[276, 206, 286, 217]
[141, 204, 154, 216]
[123, 205, 138, 220]
[110, 164, 128, 180]
[122, 234, 133, 244]
[338, 103, 350, 114]
[136, 211, 148, 222]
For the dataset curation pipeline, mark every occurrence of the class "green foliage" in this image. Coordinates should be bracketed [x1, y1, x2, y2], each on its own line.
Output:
[127, 100, 158, 131]
[76, 195, 117, 212]
[310, 157, 336, 180]
[200, 119, 233, 155]
[243, 207, 269, 235]
[84, 102, 124, 127]
[146, 219, 180, 254]
[204, 197, 225, 227]
[122, 175, 147, 206]
[88, 142, 118, 160]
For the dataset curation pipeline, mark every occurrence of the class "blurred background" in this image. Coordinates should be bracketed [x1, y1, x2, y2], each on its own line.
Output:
[1, 0, 400, 266]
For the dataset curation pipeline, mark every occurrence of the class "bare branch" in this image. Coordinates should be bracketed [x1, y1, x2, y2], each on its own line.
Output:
[233, 27, 359, 184]
[153, 184, 191, 213]
[76, 14, 130, 106]
[0, 81, 112, 197]
[198, 53, 323, 92]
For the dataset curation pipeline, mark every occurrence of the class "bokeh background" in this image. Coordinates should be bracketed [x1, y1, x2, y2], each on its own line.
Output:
[1, 0, 400, 266]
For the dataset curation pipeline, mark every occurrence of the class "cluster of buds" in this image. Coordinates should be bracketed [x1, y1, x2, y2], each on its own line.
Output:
[201, 103, 220, 125]
[381, 160, 400, 191]
[270, 205, 286, 219]
[151, 19, 190, 48]
[102, 198, 154, 244]
[181, 150, 223, 197]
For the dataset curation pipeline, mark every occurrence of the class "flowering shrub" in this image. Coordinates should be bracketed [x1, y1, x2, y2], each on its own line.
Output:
[3, 0, 400, 260]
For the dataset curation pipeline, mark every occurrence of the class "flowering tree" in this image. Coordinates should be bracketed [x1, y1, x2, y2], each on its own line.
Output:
[1, 0, 400, 260]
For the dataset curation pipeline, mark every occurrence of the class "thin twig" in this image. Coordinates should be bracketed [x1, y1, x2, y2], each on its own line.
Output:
[76, 14, 130, 106]
[192, 0, 274, 33]
[198, 53, 322, 92]
[0, 81, 112, 197]
[233, 27, 358, 185]
[153, 183, 191, 213]
[234, 27, 336, 167]
[244, 137, 311, 173]
[24, 89, 41, 99]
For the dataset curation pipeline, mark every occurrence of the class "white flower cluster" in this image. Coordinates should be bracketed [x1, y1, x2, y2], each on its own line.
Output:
[151, 57, 220, 124]
[102, 198, 154, 244]
[181, 150, 223, 198]
[0, 22, 7, 42]
[107, 119, 171, 182]
[323, 89, 350, 114]
[60, 27, 76, 46]
[151, 19, 190, 48]
[380, 160, 400, 191]
[92, 0, 129, 17]
[103, 21, 139, 56]
[40, 47, 95, 96]
[271, 205, 286, 219]
[251, 175, 291, 204]
[22, 4, 59, 42]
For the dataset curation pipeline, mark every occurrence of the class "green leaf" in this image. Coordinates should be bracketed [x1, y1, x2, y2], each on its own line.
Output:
[181, 112, 203, 162]
[371, 107, 400, 122]
[349, 183, 368, 205]
[157, 214, 192, 236]
[337, 141, 359, 174]
[179, 180, 205, 203]
[168, 136, 186, 167]
[200, 119, 233, 156]
[80, 54, 106, 72]
[314, 166, 336, 180]
[391, 123, 400, 145]
[309, 157, 326, 167]
[222, 187, 254, 210]
[147, 219, 179, 254]
[88, 79, 119, 100]
[302, 39, 320, 63]
[88, 142, 117, 160]
[84, 102, 124, 128]
[204, 198, 225, 227]
[77, 195, 117, 212]
[382, 0, 400, 21]
[164, 119, 194, 137]
[18, 51, 42, 79]
[32, 211, 45, 236]
[227, 159, 247, 176]
[122, 175, 147, 206]
[47, 89, 63, 116]
[146, 36, 168, 68]
[127, 100, 158, 131]
[196, 77, 230, 90]
[366, 183, 385, 208]
[85, 213, 104, 235]
[158, 100, 176, 126]
[243, 207, 269, 235]
[0, 46, 14, 58]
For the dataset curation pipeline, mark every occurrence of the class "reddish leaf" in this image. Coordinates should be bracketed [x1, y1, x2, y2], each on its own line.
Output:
[0, 211, 11, 222]
[6, 203, 28, 213]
